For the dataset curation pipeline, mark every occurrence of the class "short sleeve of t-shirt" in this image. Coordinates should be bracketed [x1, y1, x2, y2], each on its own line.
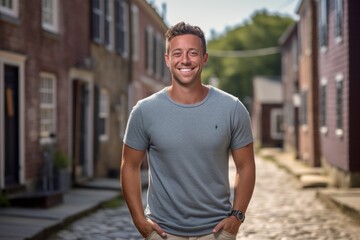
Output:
[229, 100, 253, 150]
[123, 103, 149, 151]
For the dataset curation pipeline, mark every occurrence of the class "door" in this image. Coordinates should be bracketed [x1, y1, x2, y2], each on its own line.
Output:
[72, 80, 89, 181]
[4, 64, 20, 187]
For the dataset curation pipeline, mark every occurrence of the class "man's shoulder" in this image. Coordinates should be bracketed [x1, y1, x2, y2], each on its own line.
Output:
[136, 88, 167, 107]
[210, 86, 240, 104]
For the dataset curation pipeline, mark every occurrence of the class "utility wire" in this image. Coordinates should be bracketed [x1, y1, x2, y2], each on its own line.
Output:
[208, 46, 280, 58]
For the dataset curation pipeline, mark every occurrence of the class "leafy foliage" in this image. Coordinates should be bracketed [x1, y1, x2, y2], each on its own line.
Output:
[203, 10, 294, 106]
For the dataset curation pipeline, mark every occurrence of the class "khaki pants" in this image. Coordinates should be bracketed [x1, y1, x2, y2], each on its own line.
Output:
[145, 230, 236, 240]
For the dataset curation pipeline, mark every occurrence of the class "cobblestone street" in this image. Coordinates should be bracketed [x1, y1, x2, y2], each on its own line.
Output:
[47, 156, 360, 240]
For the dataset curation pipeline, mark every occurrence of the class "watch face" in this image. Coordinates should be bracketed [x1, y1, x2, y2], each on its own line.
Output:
[231, 210, 245, 222]
[237, 212, 244, 220]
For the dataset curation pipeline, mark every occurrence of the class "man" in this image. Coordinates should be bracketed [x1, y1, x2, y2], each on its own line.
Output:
[121, 22, 255, 240]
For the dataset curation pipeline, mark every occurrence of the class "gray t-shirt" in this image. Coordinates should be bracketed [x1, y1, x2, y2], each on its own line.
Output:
[124, 86, 253, 236]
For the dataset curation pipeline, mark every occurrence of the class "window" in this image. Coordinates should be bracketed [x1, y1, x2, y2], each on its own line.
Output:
[145, 26, 154, 75]
[104, 0, 112, 47]
[118, 94, 127, 138]
[42, 0, 59, 33]
[155, 34, 164, 78]
[99, 89, 109, 141]
[39, 73, 56, 140]
[92, 0, 102, 43]
[115, 0, 129, 57]
[270, 109, 283, 140]
[301, 90, 308, 126]
[131, 4, 140, 61]
[335, 0, 343, 41]
[0, 0, 19, 18]
[318, 0, 328, 49]
[336, 74, 343, 136]
[320, 79, 327, 133]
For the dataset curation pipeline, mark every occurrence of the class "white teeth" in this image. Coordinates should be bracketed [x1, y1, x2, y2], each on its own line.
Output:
[180, 68, 191, 72]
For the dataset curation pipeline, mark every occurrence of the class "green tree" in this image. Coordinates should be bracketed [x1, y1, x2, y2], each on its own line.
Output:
[203, 10, 294, 106]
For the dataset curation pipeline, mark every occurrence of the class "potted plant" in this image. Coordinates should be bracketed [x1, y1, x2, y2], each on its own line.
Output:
[53, 149, 71, 192]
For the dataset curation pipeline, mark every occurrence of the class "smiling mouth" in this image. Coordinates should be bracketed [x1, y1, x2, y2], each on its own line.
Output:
[179, 68, 194, 72]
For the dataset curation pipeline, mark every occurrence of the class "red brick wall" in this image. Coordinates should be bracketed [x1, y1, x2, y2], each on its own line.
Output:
[1, 0, 91, 182]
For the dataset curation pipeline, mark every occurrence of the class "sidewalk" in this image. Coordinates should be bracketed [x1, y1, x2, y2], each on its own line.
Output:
[258, 148, 360, 224]
[0, 171, 148, 240]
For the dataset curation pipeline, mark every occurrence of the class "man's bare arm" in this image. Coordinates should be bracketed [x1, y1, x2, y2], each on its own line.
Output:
[120, 144, 166, 237]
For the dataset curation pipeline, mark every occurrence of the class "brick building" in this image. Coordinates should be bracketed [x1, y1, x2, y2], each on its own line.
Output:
[296, 0, 320, 167]
[317, 0, 360, 187]
[0, 0, 91, 191]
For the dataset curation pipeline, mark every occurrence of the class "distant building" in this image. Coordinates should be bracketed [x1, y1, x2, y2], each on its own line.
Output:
[317, 0, 360, 187]
[280, 0, 360, 187]
[279, 23, 300, 159]
[128, 0, 170, 109]
[296, 0, 321, 167]
[252, 76, 283, 148]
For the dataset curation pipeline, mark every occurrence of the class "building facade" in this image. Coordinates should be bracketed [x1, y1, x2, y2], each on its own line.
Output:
[317, 0, 360, 187]
[252, 76, 283, 148]
[0, 0, 169, 194]
[296, 0, 321, 167]
[280, 0, 360, 187]
[128, 0, 170, 109]
[279, 23, 300, 159]
[0, 0, 91, 191]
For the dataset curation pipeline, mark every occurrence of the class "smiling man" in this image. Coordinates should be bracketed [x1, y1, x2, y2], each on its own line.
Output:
[120, 22, 255, 240]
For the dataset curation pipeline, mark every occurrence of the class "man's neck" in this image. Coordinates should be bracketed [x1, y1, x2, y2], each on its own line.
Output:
[168, 84, 209, 105]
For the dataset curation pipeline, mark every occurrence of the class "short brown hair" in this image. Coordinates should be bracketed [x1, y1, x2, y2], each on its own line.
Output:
[165, 22, 207, 55]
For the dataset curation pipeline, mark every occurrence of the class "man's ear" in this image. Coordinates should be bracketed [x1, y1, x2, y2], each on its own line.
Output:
[165, 54, 170, 67]
[202, 53, 209, 65]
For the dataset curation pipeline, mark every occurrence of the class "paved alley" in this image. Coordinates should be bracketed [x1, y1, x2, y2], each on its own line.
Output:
[47, 156, 359, 240]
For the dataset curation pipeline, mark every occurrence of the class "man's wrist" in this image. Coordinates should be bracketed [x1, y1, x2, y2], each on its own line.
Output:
[229, 209, 245, 223]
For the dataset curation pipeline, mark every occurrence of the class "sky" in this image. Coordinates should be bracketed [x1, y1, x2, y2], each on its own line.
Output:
[148, 0, 300, 38]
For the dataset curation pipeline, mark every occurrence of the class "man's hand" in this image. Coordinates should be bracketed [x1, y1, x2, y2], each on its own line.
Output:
[135, 217, 167, 238]
[212, 216, 241, 235]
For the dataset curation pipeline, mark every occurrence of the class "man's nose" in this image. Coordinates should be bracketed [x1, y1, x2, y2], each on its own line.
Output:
[181, 54, 191, 64]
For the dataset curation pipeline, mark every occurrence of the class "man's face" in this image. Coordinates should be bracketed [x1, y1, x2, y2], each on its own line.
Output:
[165, 34, 208, 87]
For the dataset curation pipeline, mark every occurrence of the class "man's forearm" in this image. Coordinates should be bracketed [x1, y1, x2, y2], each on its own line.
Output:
[120, 164, 146, 223]
[232, 165, 255, 213]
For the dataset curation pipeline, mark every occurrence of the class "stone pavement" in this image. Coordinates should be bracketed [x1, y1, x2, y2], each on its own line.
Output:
[47, 151, 359, 240]
[1, 151, 359, 240]
[258, 148, 360, 224]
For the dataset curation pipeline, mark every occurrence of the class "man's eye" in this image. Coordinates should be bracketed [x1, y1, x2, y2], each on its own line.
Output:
[189, 51, 198, 56]
[172, 52, 181, 57]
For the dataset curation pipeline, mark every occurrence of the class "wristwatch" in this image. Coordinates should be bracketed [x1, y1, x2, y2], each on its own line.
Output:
[229, 209, 245, 222]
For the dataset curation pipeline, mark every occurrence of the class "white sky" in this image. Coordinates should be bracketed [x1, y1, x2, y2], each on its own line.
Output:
[148, 0, 300, 38]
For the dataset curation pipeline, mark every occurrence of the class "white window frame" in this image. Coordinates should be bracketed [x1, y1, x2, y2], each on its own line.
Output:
[270, 109, 283, 140]
[320, 78, 328, 134]
[39, 72, 57, 145]
[334, 0, 343, 43]
[0, 0, 19, 18]
[42, 0, 59, 33]
[319, 0, 328, 52]
[99, 89, 110, 141]
[335, 73, 344, 137]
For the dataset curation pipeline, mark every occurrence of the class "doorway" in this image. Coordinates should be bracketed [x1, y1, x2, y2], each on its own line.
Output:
[4, 64, 20, 187]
